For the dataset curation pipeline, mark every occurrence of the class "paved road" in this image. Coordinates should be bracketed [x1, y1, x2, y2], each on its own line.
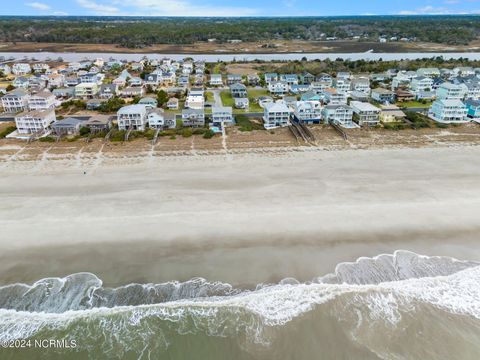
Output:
[212, 90, 223, 107]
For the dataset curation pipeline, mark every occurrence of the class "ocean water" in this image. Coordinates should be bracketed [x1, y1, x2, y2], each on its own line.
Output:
[0, 250, 479, 360]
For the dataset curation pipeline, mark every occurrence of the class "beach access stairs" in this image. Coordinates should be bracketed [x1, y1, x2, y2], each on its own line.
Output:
[152, 128, 161, 145]
[330, 122, 348, 141]
[289, 116, 316, 145]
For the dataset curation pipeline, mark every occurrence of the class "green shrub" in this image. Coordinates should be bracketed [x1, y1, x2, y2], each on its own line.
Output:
[193, 128, 207, 135]
[79, 127, 91, 136]
[39, 136, 55, 143]
[0, 126, 16, 138]
[182, 128, 193, 138]
[110, 130, 126, 142]
[203, 129, 215, 139]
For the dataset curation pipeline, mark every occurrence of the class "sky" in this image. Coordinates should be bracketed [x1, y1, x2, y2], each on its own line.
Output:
[4, 0, 480, 17]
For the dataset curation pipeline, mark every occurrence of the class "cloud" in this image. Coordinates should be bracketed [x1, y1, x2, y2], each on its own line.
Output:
[110, 0, 257, 16]
[25, 2, 51, 11]
[398, 4, 480, 15]
[76, 0, 120, 15]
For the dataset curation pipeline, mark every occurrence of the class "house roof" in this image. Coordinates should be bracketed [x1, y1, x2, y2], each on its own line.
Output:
[52, 117, 84, 127]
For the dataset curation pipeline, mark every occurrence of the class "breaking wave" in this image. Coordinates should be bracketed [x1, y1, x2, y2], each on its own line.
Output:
[1, 250, 479, 360]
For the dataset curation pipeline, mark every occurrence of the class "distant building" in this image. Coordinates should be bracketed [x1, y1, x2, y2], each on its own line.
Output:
[1, 89, 30, 113]
[28, 90, 56, 111]
[371, 88, 395, 103]
[210, 74, 223, 86]
[230, 83, 248, 98]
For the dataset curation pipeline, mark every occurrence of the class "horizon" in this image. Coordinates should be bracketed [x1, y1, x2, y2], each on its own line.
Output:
[4, 0, 480, 17]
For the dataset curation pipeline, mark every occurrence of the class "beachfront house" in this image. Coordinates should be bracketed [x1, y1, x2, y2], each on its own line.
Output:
[15, 109, 56, 134]
[293, 101, 323, 124]
[51, 117, 85, 136]
[380, 105, 406, 123]
[371, 88, 395, 103]
[465, 99, 480, 119]
[83, 115, 112, 134]
[182, 109, 205, 127]
[351, 101, 381, 127]
[263, 101, 292, 129]
[117, 104, 148, 131]
[28, 90, 56, 111]
[429, 99, 467, 123]
[322, 105, 354, 128]
[147, 109, 176, 129]
[230, 83, 248, 98]
[1, 89, 30, 113]
[211, 106, 234, 130]
[268, 81, 289, 96]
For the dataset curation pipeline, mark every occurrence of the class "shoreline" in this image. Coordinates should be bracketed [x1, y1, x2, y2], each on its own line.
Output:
[1, 145, 480, 287]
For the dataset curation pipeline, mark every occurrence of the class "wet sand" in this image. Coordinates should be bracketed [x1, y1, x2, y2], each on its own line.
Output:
[1, 146, 480, 286]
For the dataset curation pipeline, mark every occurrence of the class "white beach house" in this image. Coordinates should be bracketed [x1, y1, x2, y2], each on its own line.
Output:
[1, 89, 30, 113]
[263, 101, 292, 129]
[428, 99, 467, 123]
[351, 101, 381, 127]
[15, 109, 56, 134]
[117, 104, 148, 131]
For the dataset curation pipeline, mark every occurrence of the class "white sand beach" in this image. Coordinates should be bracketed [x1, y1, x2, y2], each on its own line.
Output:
[1, 146, 480, 286]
